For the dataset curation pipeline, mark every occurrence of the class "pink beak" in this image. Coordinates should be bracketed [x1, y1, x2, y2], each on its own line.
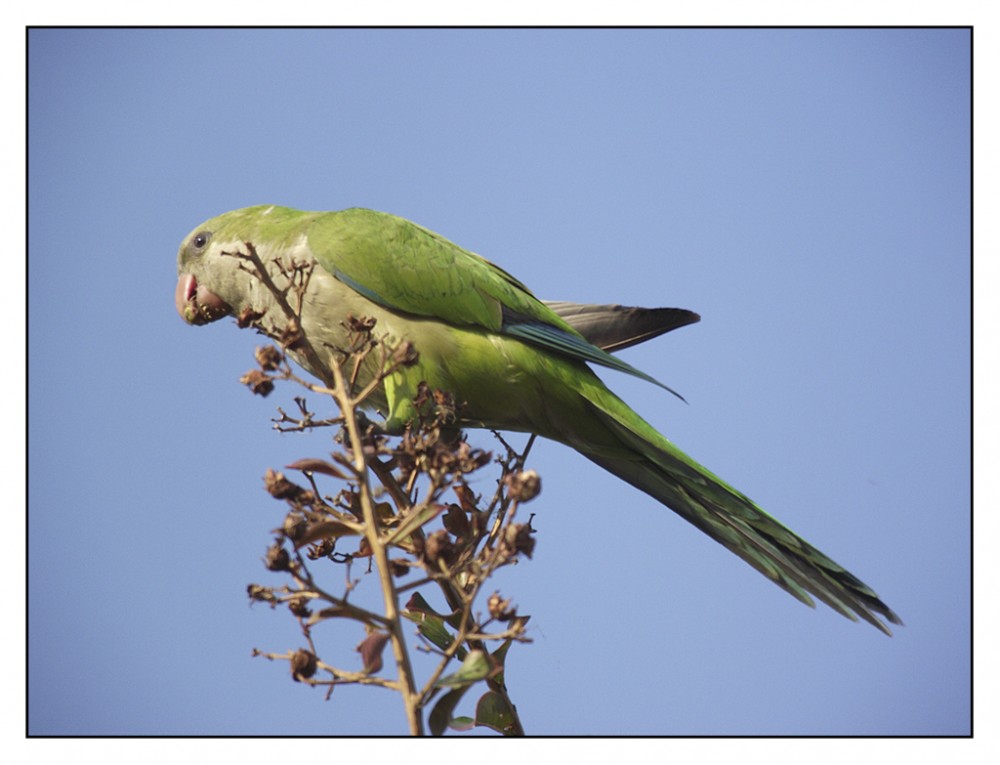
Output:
[176, 273, 232, 325]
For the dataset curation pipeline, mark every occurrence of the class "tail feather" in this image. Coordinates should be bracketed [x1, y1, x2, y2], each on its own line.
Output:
[578, 394, 903, 635]
[545, 301, 701, 352]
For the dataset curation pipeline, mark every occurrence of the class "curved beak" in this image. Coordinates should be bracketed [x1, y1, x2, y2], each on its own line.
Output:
[176, 273, 232, 325]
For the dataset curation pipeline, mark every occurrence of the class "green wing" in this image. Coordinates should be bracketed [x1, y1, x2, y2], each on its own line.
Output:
[309, 208, 679, 396]
[309, 208, 543, 329]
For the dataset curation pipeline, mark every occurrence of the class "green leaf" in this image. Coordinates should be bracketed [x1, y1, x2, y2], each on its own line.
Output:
[384, 502, 444, 547]
[429, 686, 472, 736]
[475, 691, 519, 736]
[434, 649, 491, 689]
[403, 591, 446, 618]
[402, 593, 466, 659]
[449, 716, 475, 731]
[489, 638, 513, 689]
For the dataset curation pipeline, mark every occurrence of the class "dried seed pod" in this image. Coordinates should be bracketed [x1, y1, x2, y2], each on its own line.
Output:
[290, 648, 318, 681]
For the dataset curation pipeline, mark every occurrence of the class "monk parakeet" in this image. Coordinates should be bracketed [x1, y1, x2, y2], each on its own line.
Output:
[175, 205, 901, 635]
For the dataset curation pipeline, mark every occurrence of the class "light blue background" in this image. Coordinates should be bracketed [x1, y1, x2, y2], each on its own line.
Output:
[28, 28, 969, 735]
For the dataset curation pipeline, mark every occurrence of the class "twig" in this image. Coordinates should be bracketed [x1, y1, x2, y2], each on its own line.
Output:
[329, 356, 424, 736]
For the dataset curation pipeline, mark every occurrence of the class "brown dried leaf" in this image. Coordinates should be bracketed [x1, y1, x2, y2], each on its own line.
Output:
[286, 458, 349, 481]
[453, 484, 479, 513]
[357, 631, 391, 674]
[442, 503, 471, 538]
[291, 520, 359, 549]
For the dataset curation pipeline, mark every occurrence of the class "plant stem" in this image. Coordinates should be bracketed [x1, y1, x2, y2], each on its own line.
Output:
[330, 358, 423, 736]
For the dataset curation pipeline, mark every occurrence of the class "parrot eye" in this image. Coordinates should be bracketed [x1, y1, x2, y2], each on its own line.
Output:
[192, 231, 212, 250]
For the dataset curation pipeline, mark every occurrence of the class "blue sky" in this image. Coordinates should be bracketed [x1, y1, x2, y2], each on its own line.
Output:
[27, 28, 969, 736]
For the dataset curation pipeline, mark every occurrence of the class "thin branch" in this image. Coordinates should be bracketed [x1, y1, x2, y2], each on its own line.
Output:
[329, 356, 424, 736]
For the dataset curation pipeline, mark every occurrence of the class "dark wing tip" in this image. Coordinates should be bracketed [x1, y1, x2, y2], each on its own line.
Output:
[546, 301, 701, 353]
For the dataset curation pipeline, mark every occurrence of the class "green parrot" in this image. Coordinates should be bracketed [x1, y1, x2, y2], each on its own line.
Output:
[176, 205, 901, 635]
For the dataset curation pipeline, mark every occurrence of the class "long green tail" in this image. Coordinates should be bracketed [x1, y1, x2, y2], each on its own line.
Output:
[577, 388, 903, 635]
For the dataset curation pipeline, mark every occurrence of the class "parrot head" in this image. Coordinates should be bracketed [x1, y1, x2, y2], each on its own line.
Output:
[175, 212, 244, 326]
[175, 255, 233, 326]
[175, 206, 304, 326]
